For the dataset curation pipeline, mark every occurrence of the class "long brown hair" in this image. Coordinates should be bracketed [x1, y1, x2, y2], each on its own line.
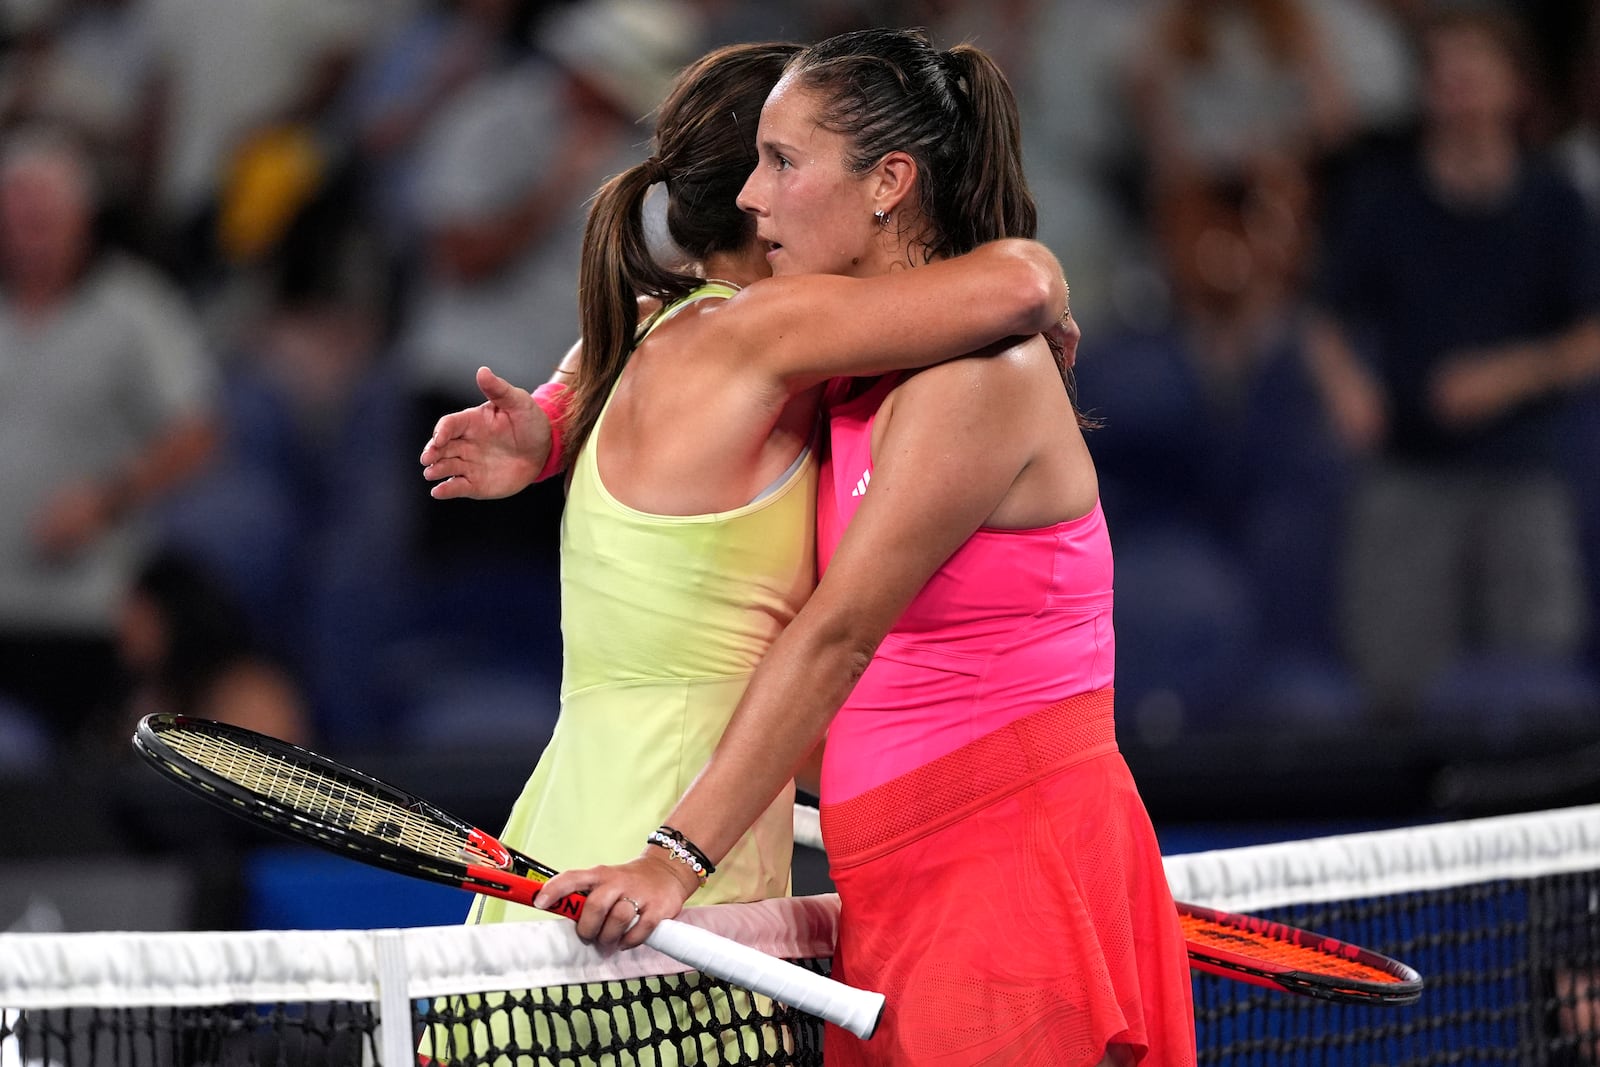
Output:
[567, 42, 801, 462]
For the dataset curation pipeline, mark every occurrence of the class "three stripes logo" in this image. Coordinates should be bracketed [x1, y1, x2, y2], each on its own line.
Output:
[850, 470, 871, 498]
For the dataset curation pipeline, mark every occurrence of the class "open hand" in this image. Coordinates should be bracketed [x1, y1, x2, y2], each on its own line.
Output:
[420, 366, 552, 499]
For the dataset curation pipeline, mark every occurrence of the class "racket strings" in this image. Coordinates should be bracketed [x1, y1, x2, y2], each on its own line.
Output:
[1179, 913, 1406, 985]
[160, 729, 479, 869]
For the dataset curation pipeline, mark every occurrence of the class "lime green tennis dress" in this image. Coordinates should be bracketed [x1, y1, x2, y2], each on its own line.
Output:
[473, 283, 817, 924]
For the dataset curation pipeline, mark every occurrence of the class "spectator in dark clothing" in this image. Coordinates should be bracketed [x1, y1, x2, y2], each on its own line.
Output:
[1079, 158, 1355, 734]
[1303, 7, 1600, 726]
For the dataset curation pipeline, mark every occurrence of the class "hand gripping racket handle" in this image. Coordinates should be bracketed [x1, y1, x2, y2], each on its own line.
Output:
[646, 916, 884, 1040]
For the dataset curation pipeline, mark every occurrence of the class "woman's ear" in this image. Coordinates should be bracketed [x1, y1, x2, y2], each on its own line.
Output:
[868, 150, 918, 219]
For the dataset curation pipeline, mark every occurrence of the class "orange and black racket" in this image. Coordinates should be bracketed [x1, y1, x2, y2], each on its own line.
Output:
[132, 713, 885, 1039]
[1178, 902, 1422, 1005]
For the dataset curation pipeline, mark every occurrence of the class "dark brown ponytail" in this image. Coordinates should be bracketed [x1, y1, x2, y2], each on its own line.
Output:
[565, 42, 800, 462]
[570, 162, 696, 463]
[940, 45, 1036, 252]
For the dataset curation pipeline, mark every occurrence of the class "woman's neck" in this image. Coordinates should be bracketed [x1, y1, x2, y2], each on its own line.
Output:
[698, 248, 768, 290]
[876, 216, 937, 276]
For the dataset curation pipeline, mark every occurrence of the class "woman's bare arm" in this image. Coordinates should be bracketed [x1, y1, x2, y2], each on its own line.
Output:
[712, 238, 1067, 390]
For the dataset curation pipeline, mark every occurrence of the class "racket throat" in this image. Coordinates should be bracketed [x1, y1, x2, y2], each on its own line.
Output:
[462, 828, 511, 869]
[461, 864, 584, 918]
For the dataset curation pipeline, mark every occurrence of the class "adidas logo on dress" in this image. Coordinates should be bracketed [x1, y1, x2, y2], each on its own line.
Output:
[850, 470, 871, 497]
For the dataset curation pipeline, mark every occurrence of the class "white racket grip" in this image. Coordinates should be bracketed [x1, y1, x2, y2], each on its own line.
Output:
[644, 917, 884, 1040]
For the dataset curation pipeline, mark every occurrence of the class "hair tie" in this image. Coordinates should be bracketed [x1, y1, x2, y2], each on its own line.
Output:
[938, 49, 969, 99]
[641, 155, 669, 184]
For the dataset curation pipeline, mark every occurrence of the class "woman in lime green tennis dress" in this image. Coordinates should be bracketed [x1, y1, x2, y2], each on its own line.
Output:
[471, 277, 813, 923]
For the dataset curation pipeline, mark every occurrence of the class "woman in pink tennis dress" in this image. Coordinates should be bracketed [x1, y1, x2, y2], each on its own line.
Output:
[541, 28, 1197, 1067]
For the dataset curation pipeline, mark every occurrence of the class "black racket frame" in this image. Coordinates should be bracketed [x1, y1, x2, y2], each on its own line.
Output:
[133, 713, 557, 897]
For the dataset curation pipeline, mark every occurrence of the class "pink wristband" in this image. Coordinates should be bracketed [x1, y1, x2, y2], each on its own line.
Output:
[530, 381, 570, 482]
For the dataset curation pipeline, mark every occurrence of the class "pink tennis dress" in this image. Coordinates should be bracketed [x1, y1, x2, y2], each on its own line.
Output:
[816, 375, 1196, 1067]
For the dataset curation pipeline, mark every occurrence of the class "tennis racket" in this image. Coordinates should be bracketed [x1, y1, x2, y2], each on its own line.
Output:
[791, 803, 1421, 1007]
[131, 714, 884, 1040]
[1178, 902, 1422, 1005]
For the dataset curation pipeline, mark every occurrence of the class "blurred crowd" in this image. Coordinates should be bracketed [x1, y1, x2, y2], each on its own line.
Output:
[0, 0, 1596, 775]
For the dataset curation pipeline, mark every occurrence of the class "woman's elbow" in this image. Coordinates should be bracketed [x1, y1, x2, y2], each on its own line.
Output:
[810, 628, 879, 693]
[842, 639, 877, 688]
[1000, 240, 1065, 334]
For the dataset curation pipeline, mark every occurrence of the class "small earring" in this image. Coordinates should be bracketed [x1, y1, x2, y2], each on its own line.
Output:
[874, 209, 890, 225]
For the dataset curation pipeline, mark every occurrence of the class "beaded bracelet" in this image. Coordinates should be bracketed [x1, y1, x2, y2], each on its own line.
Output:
[646, 826, 716, 886]
[660, 826, 716, 874]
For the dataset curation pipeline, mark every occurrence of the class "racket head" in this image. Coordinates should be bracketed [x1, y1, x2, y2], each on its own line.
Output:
[132, 713, 559, 897]
[1179, 901, 1423, 1006]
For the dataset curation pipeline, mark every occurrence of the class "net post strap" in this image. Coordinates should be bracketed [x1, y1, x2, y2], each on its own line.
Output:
[373, 930, 412, 1067]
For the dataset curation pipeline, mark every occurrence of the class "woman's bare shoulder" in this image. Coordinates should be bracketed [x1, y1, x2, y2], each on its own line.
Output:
[893, 333, 1053, 398]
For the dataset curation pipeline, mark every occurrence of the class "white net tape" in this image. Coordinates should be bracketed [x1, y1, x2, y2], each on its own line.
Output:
[3, 804, 1597, 1017]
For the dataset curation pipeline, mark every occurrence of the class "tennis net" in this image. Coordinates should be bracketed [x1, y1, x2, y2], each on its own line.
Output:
[1, 803, 1597, 1065]
[1162, 802, 1600, 1065]
[0, 894, 837, 1066]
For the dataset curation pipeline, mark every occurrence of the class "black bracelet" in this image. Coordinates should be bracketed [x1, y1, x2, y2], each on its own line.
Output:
[648, 825, 716, 884]
[659, 825, 716, 875]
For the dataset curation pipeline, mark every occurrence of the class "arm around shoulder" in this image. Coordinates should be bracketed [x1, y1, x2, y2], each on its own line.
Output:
[720, 238, 1067, 390]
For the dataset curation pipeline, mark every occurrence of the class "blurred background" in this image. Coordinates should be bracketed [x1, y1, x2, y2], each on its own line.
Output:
[0, 0, 1597, 934]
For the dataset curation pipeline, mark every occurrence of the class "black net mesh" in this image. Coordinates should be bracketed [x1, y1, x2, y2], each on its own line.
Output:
[1192, 870, 1600, 1066]
[0, 1003, 381, 1066]
[0, 960, 832, 1066]
[416, 967, 829, 1065]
